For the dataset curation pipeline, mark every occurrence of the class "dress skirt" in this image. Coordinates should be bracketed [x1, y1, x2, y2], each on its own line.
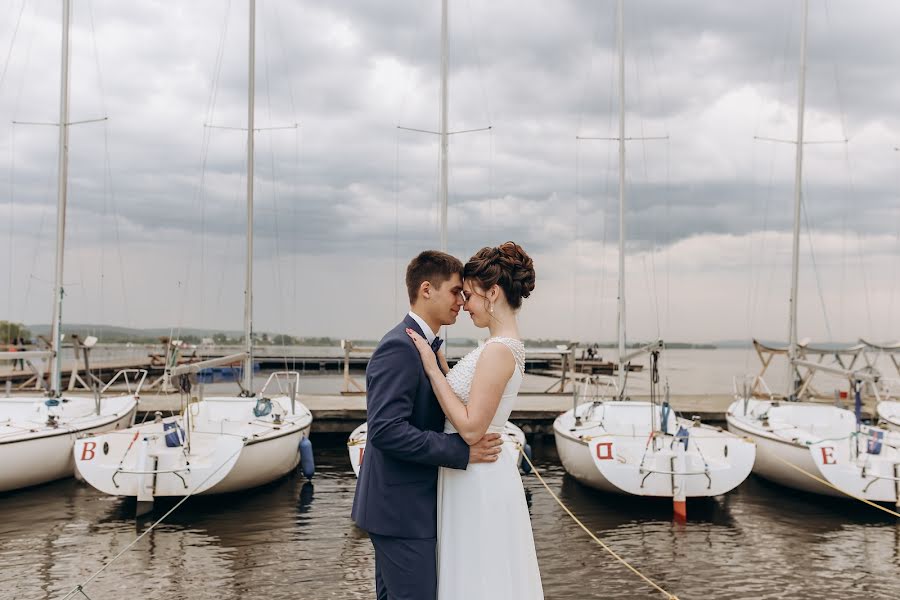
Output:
[436, 439, 544, 599]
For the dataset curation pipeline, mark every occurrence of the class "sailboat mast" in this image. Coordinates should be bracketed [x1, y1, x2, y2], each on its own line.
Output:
[439, 0, 449, 253]
[243, 0, 256, 392]
[787, 0, 808, 398]
[615, 0, 627, 393]
[49, 0, 72, 397]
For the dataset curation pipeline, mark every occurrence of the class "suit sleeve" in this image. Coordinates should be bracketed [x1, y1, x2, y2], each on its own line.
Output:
[366, 337, 470, 470]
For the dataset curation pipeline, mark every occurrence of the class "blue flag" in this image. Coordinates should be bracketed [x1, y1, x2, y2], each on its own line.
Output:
[675, 426, 690, 451]
[866, 430, 884, 455]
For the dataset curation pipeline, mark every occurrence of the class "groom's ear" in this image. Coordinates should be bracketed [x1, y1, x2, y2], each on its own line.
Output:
[420, 281, 432, 300]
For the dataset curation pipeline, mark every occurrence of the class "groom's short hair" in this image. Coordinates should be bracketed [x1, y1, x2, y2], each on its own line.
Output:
[406, 250, 463, 304]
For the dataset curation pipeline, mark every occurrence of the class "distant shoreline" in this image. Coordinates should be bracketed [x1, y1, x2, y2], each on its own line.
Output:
[16, 322, 731, 349]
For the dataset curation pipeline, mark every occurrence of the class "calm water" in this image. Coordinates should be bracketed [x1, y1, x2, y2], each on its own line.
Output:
[48, 346, 899, 398]
[1, 435, 898, 600]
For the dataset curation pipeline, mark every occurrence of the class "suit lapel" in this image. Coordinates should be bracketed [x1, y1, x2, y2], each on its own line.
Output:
[403, 314, 441, 358]
[403, 314, 425, 338]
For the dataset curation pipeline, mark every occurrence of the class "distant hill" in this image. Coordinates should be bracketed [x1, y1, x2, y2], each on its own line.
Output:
[24, 324, 370, 347]
[27, 323, 244, 341]
[710, 339, 754, 349]
[711, 339, 861, 350]
[35, 324, 861, 350]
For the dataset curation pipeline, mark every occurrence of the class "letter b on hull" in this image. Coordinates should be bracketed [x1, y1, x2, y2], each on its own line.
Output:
[80, 441, 96, 461]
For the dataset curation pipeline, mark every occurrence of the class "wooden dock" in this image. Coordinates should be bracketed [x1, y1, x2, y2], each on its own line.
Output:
[1, 345, 578, 394]
[4, 344, 882, 435]
[3, 381, 878, 434]
[132, 392, 743, 434]
[127, 392, 877, 433]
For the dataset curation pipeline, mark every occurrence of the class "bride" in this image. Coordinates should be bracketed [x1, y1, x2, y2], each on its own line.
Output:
[406, 241, 544, 599]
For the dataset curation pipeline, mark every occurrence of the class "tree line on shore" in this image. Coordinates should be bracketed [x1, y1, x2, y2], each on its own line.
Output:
[4, 321, 717, 349]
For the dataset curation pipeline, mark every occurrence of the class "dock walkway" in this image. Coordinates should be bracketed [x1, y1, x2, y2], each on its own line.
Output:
[132, 392, 790, 433]
[134, 392, 879, 433]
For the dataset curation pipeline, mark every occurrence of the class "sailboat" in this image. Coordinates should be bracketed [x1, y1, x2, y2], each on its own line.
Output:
[0, 0, 140, 493]
[552, 0, 755, 517]
[346, 0, 531, 476]
[858, 339, 900, 432]
[74, 0, 314, 514]
[877, 398, 900, 432]
[725, 0, 899, 503]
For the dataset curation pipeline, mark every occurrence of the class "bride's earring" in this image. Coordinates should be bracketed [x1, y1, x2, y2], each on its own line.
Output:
[489, 302, 495, 315]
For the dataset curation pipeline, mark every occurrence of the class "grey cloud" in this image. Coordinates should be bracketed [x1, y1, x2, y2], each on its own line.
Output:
[1, 0, 898, 338]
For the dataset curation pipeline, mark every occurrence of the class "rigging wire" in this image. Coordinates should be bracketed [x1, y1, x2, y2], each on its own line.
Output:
[800, 187, 834, 342]
[572, 136, 580, 343]
[1, 0, 27, 341]
[636, 0, 674, 340]
[745, 2, 794, 362]
[261, 4, 282, 359]
[631, 2, 665, 342]
[86, 0, 131, 330]
[6, 110, 14, 347]
[889, 149, 900, 334]
[13, 0, 45, 335]
[575, 5, 618, 344]
[488, 127, 493, 240]
[180, 0, 232, 340]
[0, 0, 26, 94]
[269, 0, 303, 352]
[573, 8, 601, 343]
[462, 0, 495, 250]
[392, 3, 431, 324]
[394, 127, 401, 317]
[463, 0, 492, 127]
[822, 0, 846, 340]
[823, 0, 872, 340]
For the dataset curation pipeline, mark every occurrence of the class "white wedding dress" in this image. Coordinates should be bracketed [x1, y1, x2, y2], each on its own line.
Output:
[437, 337, 544, 599]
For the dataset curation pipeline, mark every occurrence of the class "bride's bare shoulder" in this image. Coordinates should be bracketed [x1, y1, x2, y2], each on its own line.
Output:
[475, 342, 516, 374]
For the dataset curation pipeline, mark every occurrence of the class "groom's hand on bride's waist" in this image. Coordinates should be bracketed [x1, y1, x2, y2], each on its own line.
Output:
[468, 433, 503, 464]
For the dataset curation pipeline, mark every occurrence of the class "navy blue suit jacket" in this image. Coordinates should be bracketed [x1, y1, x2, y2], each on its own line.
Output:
[351, 315, 470, 539]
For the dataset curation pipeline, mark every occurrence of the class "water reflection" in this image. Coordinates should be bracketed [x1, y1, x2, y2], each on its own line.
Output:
[524, 445, 900, 599]
[1, 437, 899, 599]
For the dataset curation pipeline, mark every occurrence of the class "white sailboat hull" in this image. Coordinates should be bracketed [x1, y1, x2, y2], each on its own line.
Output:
[211, 422, 308, 494]
[347, 420, 527, 477]
[74, 395, 312, 498]
[0, 394, 138, 492]
[726, 398, 857, 497]
[554, 402, 755, 498]
[877, 400, 900, 433]
[808, 427, 900, 504]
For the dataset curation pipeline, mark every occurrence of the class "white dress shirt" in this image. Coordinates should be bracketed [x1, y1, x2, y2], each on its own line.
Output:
[408, 310, 441, 350]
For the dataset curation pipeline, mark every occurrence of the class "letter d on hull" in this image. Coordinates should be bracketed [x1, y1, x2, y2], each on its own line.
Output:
[595, 441, 614, 460]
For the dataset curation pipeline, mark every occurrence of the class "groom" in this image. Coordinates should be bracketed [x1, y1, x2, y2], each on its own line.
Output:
[352, 250, 503, 600]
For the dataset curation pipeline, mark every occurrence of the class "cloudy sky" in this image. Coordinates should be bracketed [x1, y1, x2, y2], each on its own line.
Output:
[0, 0, 898, 344]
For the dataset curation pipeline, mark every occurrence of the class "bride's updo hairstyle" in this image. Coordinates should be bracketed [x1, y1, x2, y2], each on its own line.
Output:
[464, 241, 535, 310]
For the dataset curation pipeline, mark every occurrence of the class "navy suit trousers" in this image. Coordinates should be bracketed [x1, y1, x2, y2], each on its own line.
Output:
[369, 532, 437, 600]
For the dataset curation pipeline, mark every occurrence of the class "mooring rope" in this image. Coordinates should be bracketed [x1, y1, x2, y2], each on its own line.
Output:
[516, 444, 680, 599]
[769, 453, 900, 519]
[59, 444, 244, 600]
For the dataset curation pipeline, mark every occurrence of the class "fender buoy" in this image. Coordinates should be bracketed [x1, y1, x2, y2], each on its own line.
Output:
[521, 443, 533, 474]
[299, 436, 315, 480]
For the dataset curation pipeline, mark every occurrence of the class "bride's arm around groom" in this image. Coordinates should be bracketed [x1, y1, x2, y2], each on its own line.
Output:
[365, 330, 470, 466]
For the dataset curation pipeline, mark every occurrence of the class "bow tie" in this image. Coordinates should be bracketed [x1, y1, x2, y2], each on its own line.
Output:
[431, 336, 443, 353]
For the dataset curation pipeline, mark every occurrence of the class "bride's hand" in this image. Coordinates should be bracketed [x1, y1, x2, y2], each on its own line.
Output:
[405, 328, 439, 375]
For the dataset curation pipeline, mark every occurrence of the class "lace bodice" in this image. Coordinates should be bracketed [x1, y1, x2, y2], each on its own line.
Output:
[444, 338, 525, 434]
